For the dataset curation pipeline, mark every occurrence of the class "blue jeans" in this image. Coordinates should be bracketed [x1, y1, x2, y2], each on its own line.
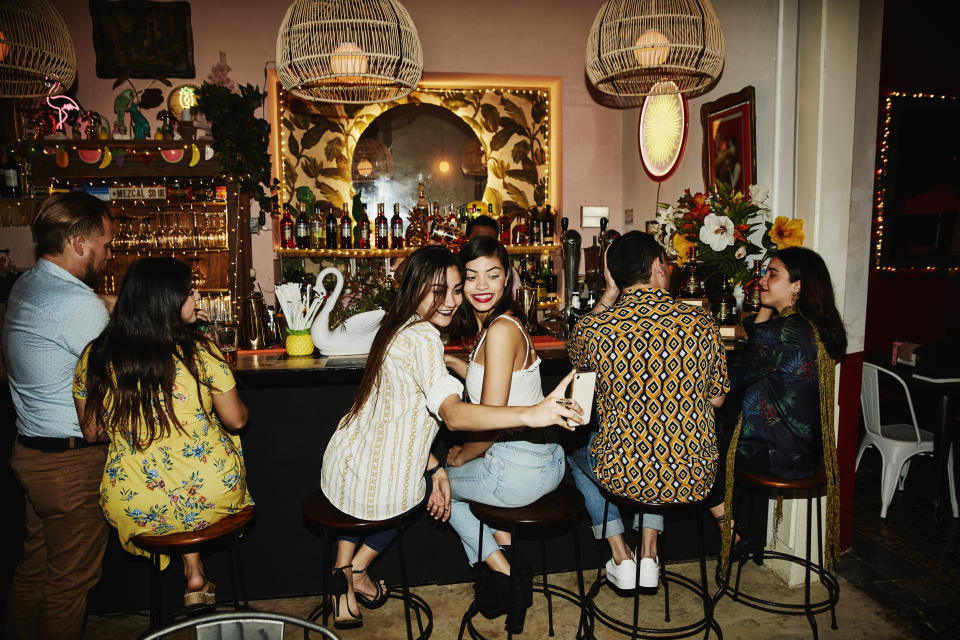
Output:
[567, 435, 664, 539]
[447, 440, 565, 564]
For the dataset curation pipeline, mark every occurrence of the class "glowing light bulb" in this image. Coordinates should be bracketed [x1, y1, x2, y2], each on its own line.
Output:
[331, 42, 368, 81]
[438, 159, 451, 174]
[634, 29, 670, 67]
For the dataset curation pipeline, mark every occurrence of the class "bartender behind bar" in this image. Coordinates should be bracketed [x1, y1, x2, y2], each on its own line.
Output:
[4, 192, 114, 640]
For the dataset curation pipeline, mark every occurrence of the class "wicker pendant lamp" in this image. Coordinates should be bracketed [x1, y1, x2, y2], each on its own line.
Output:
[0, 0, 77, 98]
[585, 0, 725, 98]
[276, 0, 423, 104]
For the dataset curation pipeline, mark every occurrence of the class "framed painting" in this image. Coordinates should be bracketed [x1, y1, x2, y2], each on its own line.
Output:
[701, 86, 756, 192]
[89, 0, 195, 79]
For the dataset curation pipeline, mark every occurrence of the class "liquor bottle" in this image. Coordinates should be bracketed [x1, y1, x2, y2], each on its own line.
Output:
[325, 205, 339, 249]
[295, 202, 310, 249]
[512, 208, 530, 246]
[415, 183, 429, 220]
[542, 205, 555, 245]
[2, 147, 20, 198]
[533, 256, 547, 301]
[497, 205, 512, 246]
[712, 278, 738, 325]
[458, 205, 469, 236]
[358, 204, 371, 249]
[339, 205, 353, 249]
[518, 256, 533, 288]
[446, 204, 458, 229]
[530, 207, 542, 245]
[543, 256, 558, 298]
[310, 202, 324, 250]
[390, 203, 404, 249]
[280, 205, 296, 249]
[677, 246, 704, 298]
[742, 259, 763, 313]
[375, 203, 389, 249]
[430, 202, 442, 238]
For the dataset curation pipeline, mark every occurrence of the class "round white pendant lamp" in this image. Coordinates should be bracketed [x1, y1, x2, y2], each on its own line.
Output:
[276, 0, 423, 104]
[638, 80, 688, 180]
[0, 0, 77, 98]
[585, 0, 725, 98]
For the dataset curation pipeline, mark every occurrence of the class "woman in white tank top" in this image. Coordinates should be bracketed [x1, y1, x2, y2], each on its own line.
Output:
[444, 237, 565, 634]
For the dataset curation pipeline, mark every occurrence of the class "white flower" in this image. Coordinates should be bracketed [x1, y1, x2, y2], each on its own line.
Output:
[699, 213, 736, 252]
[749, 184, 770, 206]
[735, 245, 747, 259]
[656, 205, 673, 226]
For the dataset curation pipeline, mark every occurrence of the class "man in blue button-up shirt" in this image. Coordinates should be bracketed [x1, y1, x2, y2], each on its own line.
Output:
[4, 192, 114, 640]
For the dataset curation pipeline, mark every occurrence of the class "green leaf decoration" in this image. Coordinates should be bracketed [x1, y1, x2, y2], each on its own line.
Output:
[533, 178, 546, 207]
[511, 139, 531, 164]
[461, 116, 484, 140]
[319, 167, 345, 178]
[488, 158, 505, 180]
[287, 132, 300, 158]
[531, 99, 547, 125]
[343, 104, 365, 119]
[483, 186, 502, 210]
[480, 103, 500, 132]
[504, 181, 530, 210]
[441, 96, 471, 111]
[502, 200, 525, 216]
[505, 169, 538, 185]
[318, 183, 342, 208]
[500, 97, 528, 130]
[300, 156, 322, 179]
[281, 117, 295, 133]
[490, 127, 517, 151]
[324, 138, 344, 163]
[301, 122, 335, 150]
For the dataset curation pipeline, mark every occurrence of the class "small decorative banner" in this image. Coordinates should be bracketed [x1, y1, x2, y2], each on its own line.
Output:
[108, 186, 167, 200]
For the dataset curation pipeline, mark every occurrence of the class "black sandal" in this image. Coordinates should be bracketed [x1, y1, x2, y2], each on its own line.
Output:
[352, 566, 389, 609]
[331, 566, 363, 629]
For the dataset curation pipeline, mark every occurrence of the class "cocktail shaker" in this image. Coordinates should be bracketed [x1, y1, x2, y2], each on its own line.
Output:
[241, 294, 268, 350]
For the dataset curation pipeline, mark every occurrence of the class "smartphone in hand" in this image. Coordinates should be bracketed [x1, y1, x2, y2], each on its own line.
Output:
[567, 371, 596, 426]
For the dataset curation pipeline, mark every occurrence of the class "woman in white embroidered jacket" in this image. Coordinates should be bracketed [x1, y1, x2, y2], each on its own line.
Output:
[320, 245, 582, 629]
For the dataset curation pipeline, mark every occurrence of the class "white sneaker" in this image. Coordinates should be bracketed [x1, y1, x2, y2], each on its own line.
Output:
[637, 556, 660, 588]
[604, 555, 638, 590]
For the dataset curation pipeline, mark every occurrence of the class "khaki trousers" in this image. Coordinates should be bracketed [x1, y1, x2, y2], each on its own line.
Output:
[7, 441, 108, 640]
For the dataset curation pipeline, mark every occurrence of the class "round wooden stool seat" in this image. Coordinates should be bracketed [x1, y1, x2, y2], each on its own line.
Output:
[736, 464, 827, 490]
[134, 506, 255, 550]
[469, 483, 585, 529]
[302, 489, 410, 533]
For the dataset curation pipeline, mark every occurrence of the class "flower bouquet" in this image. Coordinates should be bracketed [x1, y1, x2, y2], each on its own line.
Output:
[656, 182, 804, 287]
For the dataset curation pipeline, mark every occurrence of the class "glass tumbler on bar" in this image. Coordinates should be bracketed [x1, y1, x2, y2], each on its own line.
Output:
[215, 325, 238, 366]
[517, 287, 538, 333]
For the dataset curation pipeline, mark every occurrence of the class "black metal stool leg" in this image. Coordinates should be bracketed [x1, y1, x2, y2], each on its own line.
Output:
[149, 551, 162, 630]
[540, 529, 555, 636]
[817, 491, 837, 630]
[573, 525, 589, 640]
[661, 532, 670, 623]
[397, 529, 416, 640]
[804, 490, 819, 639]
[227, 541, 242, 611]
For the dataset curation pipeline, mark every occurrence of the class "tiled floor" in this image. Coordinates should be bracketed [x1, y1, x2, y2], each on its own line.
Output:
[840, 448, 960, 639]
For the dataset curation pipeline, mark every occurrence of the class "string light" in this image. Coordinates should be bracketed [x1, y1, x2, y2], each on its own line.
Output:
[872, 91, 960, 273]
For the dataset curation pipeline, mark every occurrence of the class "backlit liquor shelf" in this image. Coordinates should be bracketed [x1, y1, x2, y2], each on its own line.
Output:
[277, 244, 559, 260]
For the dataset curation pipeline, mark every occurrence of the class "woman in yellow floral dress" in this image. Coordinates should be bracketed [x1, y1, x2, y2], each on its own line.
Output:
[73, 257, 252, 606]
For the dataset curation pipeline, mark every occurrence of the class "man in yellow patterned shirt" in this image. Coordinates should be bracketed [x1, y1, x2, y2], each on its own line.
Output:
[567, 231, 729, 591]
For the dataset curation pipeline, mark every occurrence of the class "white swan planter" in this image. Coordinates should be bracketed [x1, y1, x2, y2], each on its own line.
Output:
[311, 267, 385, 356]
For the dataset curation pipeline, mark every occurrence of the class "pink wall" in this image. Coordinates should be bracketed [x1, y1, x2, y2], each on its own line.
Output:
[49, 0, 625, 294]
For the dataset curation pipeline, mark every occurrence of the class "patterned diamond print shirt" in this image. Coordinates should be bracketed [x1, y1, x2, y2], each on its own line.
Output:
[568, 288, 730, 504]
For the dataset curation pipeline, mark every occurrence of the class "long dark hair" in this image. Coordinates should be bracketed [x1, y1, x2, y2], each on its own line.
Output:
[82, 258, 221, 451]
[342, 245, 462, 426]
[450, 236, 522, 340]
[776, 247, 847, 361]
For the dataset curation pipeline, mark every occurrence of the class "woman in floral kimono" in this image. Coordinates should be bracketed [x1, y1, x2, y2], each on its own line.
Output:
[74, 257, 252, 608]
[708, 247, 847, 568]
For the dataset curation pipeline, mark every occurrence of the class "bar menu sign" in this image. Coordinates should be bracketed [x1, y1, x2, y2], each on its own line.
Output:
[108, 186, 167, 200]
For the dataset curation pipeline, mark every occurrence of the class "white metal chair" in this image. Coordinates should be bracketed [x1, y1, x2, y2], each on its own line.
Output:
[140, 610, 339, 640]
[857, 362, 959, 518]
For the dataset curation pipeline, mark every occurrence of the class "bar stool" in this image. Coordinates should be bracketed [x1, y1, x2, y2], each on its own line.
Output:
[133, 505, 255, 631]
[457, 482, 591, 640]
[589, 490, 720, 640]
[714, 464, 839, 639]
[301, 489, 432, 640]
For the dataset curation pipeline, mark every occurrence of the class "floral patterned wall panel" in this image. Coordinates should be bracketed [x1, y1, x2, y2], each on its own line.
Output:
[272, 78, 556, 215]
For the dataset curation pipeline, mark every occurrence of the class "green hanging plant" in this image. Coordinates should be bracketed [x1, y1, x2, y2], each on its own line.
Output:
[197, 82, 278, 212]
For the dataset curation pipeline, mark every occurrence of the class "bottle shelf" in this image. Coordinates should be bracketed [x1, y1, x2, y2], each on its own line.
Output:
[277, 244, 560, 260]
[111, 247, 229, 255]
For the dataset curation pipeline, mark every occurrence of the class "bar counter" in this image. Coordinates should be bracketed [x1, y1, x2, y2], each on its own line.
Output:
[68, 340, 718, 613]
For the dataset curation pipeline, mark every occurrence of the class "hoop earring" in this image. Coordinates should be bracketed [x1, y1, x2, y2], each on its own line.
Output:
[791, 289, 799, 306]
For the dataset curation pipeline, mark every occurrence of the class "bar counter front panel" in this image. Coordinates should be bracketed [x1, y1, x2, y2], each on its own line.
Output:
[70, 348, 717, 612]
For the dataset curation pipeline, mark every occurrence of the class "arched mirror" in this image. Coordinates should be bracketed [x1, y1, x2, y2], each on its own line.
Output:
[352, 103, 486, 211]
